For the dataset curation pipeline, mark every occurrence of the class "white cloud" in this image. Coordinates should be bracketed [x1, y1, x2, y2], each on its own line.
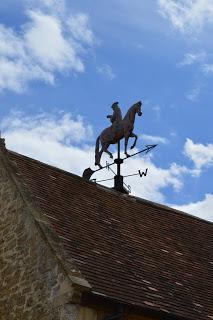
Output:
[1, 111, 93, 144]
[179, 51, 206, 66]
[24, 10, 84, 72]
[0, 3, 94, 92]
[172, 193, 213, 222]
[158, 0, 213, 33]
[1, 111, 94, 174]
[0, 24, 54, 92]
[186, 86, 201, 102]
[97, 64, 115, 80]
[122, 158, 188, 202]
[67, 14, 94, 46]
[1, 111, 188, 204]
[24, 0, 66, 15]
[179, 52, 213, 77]
[152, 104, 161, 118]
[140, 134, 169, 144]
[202, 63, 213, 74]
[184, 138, 213, 174]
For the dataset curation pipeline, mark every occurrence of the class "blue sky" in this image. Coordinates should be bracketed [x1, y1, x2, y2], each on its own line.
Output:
[0, 0, 213, 221]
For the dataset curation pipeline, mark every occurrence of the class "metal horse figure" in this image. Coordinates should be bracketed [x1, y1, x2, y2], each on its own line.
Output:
[95, 101, 142, 168]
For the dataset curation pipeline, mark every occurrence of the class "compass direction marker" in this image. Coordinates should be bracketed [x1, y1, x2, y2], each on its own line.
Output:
[139, 168, 148, 177]
[82, 143, 157, 193]
[82, 144, 157, 181]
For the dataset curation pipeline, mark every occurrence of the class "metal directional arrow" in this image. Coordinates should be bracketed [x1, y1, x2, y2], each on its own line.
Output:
[82, 144, 157, 194]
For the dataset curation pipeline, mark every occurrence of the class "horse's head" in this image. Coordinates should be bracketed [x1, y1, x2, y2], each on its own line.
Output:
[135, 101, 142, 116]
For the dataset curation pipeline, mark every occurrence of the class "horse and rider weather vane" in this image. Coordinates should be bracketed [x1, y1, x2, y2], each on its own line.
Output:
[83, 100, 157, 194]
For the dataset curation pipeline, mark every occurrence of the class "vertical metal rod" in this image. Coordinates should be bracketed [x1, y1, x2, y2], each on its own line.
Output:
[117, 140, 120, 176]
[114, 140, 128, 193]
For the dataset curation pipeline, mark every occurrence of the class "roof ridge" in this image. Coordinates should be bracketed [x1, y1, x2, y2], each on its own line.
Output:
[131, 194, 213, 226]
[8, 149, 213, 226]
[8, 149, 82, 180]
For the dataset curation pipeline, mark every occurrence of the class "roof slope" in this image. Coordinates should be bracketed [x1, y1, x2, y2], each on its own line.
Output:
[8, 150, 213, 320]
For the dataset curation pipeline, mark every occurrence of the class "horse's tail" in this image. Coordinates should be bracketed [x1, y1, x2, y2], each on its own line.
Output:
[95, 135, 100, 164]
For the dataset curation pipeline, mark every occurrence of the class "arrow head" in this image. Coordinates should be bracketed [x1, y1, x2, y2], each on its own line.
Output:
[145, 144, 158, 153]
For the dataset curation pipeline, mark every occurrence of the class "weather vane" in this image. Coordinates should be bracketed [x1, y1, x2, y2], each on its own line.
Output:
[82, 100, 157, 194]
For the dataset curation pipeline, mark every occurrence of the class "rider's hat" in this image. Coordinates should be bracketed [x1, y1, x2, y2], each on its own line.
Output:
[111, 102, 119, 109]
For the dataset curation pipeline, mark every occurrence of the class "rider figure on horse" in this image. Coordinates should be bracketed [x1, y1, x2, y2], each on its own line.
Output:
[107, 102, 122, 139]
[95, 101, 142, 168]
[107, 102, 122, 124]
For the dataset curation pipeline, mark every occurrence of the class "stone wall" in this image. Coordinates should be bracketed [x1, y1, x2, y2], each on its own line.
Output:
[0, 146, 81, 319]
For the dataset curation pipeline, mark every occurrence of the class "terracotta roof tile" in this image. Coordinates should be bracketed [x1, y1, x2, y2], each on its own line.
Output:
[8, 150, 213, 320]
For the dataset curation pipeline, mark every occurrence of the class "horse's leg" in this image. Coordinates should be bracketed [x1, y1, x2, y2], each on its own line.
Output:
[97, 148, 103, 168]
[124, 134, 130, 157]
[95, 140, 104, 168]
[103, 143, 113, 159]
[130, 132, 138, 149]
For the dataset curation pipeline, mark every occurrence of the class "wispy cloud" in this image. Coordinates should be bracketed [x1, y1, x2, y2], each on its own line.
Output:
[140, 133, 169, 144]
[201, 63, 213, 74]
[97, 64, 115, 80]
[24, 0, 66, 14]
[0, 1, 94, 93]
[178, 51, 213, 100]
[179, 51, 206, 66]
[186, 85, 202, 102]
[179, 51, 213, 77]
[158, 0, 213, 33]
[67, 13, 94, 46]
[152, 104, 161, 118]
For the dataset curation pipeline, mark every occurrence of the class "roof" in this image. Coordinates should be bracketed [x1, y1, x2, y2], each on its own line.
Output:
[7, 149, 213, 320]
